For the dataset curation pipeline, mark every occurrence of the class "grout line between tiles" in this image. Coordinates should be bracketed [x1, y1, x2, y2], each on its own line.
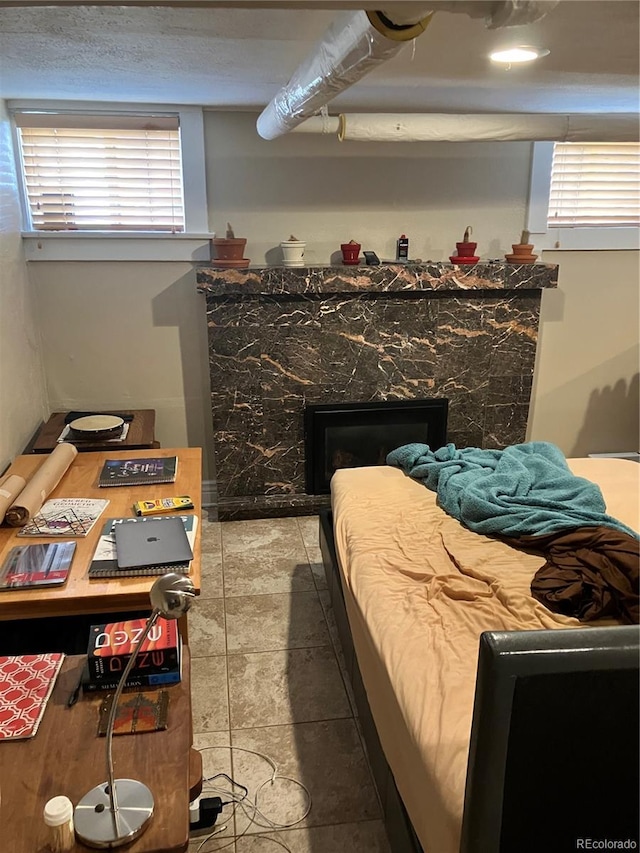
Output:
[225, 642, 335, 657]
[224, 589, 326, 602]
[248, 815, 387, 832]
[228, 715, 357, 735]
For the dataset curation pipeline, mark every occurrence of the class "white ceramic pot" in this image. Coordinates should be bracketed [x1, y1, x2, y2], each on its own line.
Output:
[280, 240, 306, 268]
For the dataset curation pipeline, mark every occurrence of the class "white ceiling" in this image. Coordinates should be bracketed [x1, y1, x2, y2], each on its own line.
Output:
[0, 1, 638, 115]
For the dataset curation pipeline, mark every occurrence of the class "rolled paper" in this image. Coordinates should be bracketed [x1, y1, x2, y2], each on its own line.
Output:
[0, 475, 27, 525]
[5, 443, 78, 527]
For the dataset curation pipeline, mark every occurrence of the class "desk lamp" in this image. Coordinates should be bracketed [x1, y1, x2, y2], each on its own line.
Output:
[74, 573, 196, 848]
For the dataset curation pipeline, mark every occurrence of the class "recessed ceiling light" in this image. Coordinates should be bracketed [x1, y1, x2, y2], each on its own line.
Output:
[490, 46, 550, 64]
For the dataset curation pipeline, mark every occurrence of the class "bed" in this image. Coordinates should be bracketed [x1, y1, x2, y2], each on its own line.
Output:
[320, 457, 639, 853]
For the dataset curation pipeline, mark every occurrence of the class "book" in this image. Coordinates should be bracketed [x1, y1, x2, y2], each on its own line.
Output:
[81, 667, 181, 692]
[87, 617, 180, 681]
[0, 542, 76, 590]
[88, 514, 198, 579]
[98, 456, 177, 488]
[17, 498, 109, 538]
[0, 653, 64, 740]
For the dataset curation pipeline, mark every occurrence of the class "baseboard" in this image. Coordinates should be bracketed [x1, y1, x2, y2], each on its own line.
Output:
[201, 479, 217, 509]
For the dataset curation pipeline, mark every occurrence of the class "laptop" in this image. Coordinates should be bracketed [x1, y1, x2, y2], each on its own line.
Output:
[114, 517, 193, 570]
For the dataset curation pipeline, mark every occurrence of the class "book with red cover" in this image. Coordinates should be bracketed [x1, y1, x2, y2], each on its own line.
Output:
[87, 617, 180, 681]
[0, 653, 64, 740]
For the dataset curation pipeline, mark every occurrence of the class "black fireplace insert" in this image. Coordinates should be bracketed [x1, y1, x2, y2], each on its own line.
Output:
[304, 399, 448, 495]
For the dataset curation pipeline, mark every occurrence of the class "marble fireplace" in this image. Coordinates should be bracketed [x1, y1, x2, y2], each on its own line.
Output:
[196, 262, 558, 519]
[304, 399, 449, 495]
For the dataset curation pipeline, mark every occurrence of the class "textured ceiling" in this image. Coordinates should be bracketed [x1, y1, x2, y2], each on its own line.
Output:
[0, 2, 638, 113]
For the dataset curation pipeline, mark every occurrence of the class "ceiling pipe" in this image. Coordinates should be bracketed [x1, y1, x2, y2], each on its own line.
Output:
[290, 115, 341, 134]
[288, 112, 639, 142]
[256, 1, 559, 140]
[256, 7, 434, 140]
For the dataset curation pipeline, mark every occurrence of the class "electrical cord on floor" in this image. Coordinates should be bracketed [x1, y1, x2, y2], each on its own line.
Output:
[193, 745, 313, 853]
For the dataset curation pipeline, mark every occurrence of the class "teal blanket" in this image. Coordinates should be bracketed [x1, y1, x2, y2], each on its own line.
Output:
[386, 441, 637, 539]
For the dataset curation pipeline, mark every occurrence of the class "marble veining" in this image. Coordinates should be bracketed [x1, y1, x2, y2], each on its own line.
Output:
[197, 265, 558, 518]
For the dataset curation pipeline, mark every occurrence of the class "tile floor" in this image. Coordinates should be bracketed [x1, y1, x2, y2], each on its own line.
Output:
[187, 515, 391, 853]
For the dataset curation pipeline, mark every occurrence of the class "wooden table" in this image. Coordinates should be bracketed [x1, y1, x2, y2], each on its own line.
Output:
[27, 410, 159, 454]
[0, 448, 202, 623]
[0, 652, 201, 853]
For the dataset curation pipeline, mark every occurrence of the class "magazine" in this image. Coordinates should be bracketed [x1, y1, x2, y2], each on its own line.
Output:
[17, 498, 109, 537]
[0, 542, 76, 590]
[98, 456, 177, 488]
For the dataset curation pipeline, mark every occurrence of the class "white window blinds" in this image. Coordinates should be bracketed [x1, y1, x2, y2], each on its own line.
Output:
[15, 113, 185, 232]
[548, 142, 640, 228]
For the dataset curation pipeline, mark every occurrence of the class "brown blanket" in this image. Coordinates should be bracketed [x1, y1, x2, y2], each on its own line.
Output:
[513, 526, 640, 624]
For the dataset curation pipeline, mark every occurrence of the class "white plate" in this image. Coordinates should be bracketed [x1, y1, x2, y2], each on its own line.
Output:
[68, 415, 124, 434]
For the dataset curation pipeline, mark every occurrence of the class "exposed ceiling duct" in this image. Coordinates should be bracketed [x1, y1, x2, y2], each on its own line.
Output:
[256, 1, 559, 140]
[290, 112, 640, 143]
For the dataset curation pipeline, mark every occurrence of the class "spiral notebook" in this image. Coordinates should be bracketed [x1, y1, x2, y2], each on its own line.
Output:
[88, 515, 197, 578]
[98, 456, 177, 488]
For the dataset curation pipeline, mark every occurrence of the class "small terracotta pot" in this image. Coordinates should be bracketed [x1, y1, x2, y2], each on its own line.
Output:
[211, 237, 247, 261]
[341, 242, 361, 265]
[505, 243, 538, 264]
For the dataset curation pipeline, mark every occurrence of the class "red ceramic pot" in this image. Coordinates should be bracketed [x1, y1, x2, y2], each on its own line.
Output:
[455, 241, 478, 258]
[341, 243, 361, 265]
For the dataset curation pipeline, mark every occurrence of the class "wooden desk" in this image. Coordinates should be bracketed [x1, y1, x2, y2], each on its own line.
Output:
[28, 410, 158, 454]
[0, 652, 199, 853]
[0, 448, 202, 623]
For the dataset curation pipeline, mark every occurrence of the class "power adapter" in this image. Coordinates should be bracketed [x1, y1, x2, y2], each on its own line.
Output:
[189, 796, 224, 834]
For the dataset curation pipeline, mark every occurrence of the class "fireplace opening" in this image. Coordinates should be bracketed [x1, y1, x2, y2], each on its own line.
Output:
[304, 399, 448, 495]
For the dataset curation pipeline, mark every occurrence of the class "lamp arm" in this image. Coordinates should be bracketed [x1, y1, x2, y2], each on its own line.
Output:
[105, 608, 161, 822]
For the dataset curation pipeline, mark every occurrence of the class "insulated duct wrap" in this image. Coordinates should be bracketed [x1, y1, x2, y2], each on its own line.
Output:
[335, 113, 640, 143]
[256, 10, 432, 140]
[257, 1, 559, 140]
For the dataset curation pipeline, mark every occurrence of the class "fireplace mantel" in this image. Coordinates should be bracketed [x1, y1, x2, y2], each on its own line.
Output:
[196, 262, 558, 297]
[196, 263, 558, 519]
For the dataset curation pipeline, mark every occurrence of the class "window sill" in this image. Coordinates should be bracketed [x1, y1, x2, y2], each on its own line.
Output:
[21, 231, 214, 262]
[531, 227, 639, 252]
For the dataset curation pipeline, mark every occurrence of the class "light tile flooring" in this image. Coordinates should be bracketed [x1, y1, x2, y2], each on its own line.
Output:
[188, 516, 391, 853]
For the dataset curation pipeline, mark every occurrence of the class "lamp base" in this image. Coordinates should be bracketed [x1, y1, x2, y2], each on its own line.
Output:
[74, 779, 154, 849]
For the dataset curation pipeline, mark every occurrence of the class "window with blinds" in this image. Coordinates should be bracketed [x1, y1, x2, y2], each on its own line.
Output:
[548, 142, 640, 228]
[15, 113, 185, 232]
